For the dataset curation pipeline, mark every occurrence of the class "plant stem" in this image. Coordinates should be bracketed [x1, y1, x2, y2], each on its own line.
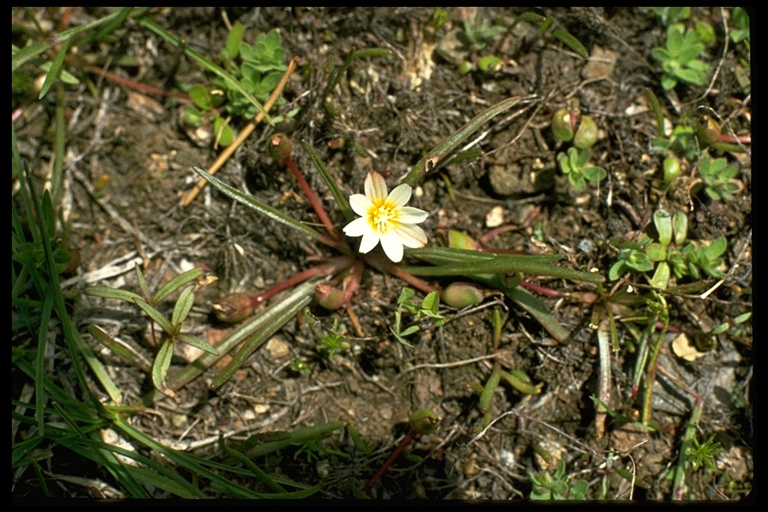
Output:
[249, 256, 355, 307]
[366, 255, 438, 295]
[362, 429, 418, 494]
[282, 153, 341, 242]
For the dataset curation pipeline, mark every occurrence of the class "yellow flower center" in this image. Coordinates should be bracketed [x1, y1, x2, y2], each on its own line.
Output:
[369, 202, 397, 234]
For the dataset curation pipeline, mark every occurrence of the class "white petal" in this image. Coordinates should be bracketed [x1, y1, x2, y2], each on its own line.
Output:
[364, 170, 388, 202]
[349, 194, 372, 217]
[379, 231, 404, 262]
[358, 230, 380, 254]
[397, 206, 428, 224]
[343, 217, 371, 237]
[387, 183, 412, 207]
[392, 223, 427, 248]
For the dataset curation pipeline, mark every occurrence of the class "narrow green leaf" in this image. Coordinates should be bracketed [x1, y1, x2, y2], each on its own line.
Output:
[152, 339, 175, 395]
[506, 287, 572, 343]
[134, 298, 174, 334]
[153, 267, 204, 304]
[38, 38, 71, 100]
[135, 264, 151, 300]
[85, 286, 144, 304]
[176, 333, 218, 355]
[171, 286, 195, 327]
[12, 41, 50, 72]
[401, 257, 603, 283]
[35, 284, 55, 434]
[125, 465, 202, 499]
[114, 416, 263, 498]
[404, 96, 526, 186]
[192, 167, 337, 247]
[87, 324, 138, 364]
[552, 28, 589, 58]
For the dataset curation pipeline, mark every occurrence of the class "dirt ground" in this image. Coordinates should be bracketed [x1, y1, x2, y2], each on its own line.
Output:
[13, 7, 752, 500]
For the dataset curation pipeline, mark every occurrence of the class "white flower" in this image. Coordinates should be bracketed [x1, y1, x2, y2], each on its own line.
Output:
[342, 170, 428, 263]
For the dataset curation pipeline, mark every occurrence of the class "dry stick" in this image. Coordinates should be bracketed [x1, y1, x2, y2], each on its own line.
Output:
[180, 57, 298, 207]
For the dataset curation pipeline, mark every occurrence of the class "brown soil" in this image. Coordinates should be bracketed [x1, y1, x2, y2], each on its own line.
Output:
[13, 7, 752, 501]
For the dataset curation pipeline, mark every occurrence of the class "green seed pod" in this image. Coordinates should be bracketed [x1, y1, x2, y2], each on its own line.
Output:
[409, 408, 441, 435]
[551, 109, 575, 142]
[442, 282, 485, 308]
[448, 229, 481, 251]
[457, 61, 474, 76]
[212, 293, 254, 323]
[314, 283, 346, 310]
[573, 115, 598, 149]
[267, 133, 293, 162]
[663, 156, 682, 183]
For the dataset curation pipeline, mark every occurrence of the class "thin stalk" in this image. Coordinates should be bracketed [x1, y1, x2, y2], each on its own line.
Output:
[282, 153, 340, 242]
[365, 255, 438, 295]
[671, 396, 705, 500]
[641, 297, 669, 427]
[249, 256, 354, 307]
[362, 430, 418, 494]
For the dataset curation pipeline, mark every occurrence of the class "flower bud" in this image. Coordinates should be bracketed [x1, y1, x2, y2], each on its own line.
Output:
[267, 133, 293, 162]
[442, 282, 485, 308]
[695, 115, 721, 147]
[409, 408, 441, 435]
[212, 293, 254, 323]
[573, 115, 598, 149]
[315, 283, 346, 311]
[551, 109, 575, 142]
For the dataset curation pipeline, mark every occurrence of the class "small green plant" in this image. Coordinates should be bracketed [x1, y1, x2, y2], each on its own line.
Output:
[182, 24, 293, 146]
[390, 288, 445, 346]
[85, 265, 219, 398]
[651, 23, 710, 90]
[711, 311, 751, 337]
[609, 209, 728, 289]
[557, 147, 607, 192]
[551, 106, 598, 150]
[459, 16, 507, 53]
[529, 459, 589, 500]
[315, 317, 350, 362]
[696, 152, 741, 201]
[290, 356, 312, 375]
[686, 433, 723, 472]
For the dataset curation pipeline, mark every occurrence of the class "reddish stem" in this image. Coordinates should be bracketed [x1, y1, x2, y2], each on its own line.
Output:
[362, 430, 418, 495]
[84, 64, 192, 104]
[248, 256, 354, 307]
[282, 155, 340, 242]
[520, 279, 569, 298]
[366, 255, 438, 295]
